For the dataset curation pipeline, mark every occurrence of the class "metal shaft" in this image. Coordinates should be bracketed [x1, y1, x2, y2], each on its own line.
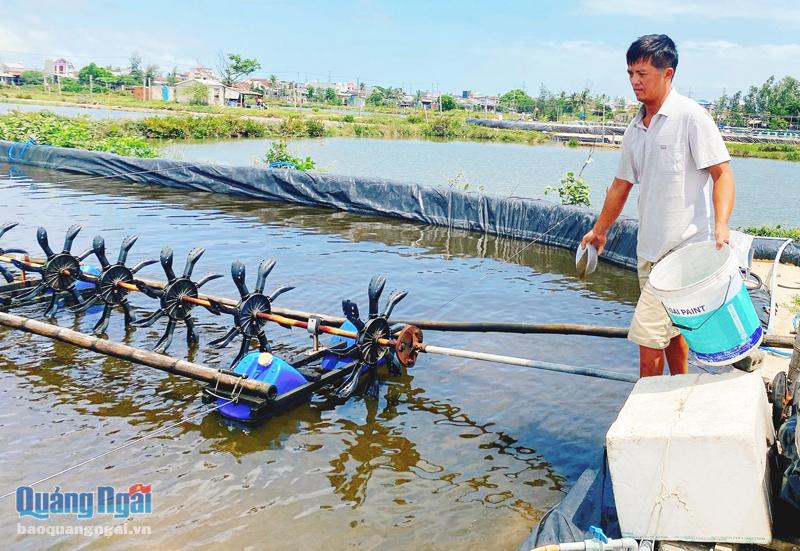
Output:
[418, 343, 639, 383]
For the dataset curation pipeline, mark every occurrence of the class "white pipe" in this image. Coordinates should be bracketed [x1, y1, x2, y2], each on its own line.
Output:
[420, 344, 639, 383]
[766, 238, 792, 335]
[530, 538, 638, 551]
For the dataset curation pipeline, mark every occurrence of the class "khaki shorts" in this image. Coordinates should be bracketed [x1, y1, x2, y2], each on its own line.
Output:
[628, 258, 681, 349]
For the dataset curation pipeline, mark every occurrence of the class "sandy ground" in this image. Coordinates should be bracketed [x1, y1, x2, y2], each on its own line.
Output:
[750, 259, 800, 380]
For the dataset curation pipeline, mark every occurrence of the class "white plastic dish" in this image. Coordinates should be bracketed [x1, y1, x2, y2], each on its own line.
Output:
[575, 243, 598, 278]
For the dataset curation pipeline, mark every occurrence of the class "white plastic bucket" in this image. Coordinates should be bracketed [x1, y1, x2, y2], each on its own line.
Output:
[648, 241, 763, 366]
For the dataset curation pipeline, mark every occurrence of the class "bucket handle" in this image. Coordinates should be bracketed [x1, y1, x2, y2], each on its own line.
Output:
[669, 274, 735, 332]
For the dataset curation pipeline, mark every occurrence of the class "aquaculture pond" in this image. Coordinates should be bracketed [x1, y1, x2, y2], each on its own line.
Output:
[1, 162, 651, 549]
[162, 136, 800, 228]
[0, 101, 167, 120]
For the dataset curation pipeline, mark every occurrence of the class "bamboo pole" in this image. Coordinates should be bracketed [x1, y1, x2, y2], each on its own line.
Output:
[0, 311, 276, 398]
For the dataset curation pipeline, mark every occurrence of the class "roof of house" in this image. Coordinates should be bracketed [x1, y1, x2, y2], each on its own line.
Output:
[175, 78, 225, 87]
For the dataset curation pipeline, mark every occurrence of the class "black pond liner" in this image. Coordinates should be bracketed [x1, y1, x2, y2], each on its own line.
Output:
[2, 141, 795, 269]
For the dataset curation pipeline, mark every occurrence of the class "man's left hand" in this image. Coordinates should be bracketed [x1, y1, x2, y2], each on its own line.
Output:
[715, 223, 730, 249]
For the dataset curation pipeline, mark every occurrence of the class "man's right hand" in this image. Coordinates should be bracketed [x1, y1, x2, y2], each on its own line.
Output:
[581, 228, 607, 255]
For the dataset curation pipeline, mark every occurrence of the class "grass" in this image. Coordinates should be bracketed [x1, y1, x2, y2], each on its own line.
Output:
[0, 111, 158, 157]
[0, 86, 551, 147]
[739, 225, 800, 240]
[6, 85, 798, 159]
[726, 142, 800, 162]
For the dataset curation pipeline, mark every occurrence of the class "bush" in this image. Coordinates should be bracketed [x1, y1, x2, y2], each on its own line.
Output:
[0, 111, 157, 157]
[739, 225, 800, 240]
[305, 118, 325, 137]
[264, 140, 315, 170]
[278, 116, 325, 138]
[341, 114, 355, 123]
[422, 116, 464, 138]
[406, 111, 425, 124]
[186, 83, 209, 105]
[545, 171, 591, 207]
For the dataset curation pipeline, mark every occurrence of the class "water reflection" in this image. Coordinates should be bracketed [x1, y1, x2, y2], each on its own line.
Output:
[0, 162, 638, 550]
[1, 163, 641, 308]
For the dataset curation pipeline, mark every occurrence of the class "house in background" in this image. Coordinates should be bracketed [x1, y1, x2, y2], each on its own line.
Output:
[44, 58, 77, 78]
[174, 78, 259, 107]
[175, 78, 226, 105]
[0, 62, 25, 84]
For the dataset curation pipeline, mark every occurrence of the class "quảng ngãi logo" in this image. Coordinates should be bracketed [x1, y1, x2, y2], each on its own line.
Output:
[16, 484, 153, 520]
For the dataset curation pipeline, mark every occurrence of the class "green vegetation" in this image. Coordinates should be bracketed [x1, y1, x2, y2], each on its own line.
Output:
[739, 225, 800, 240]
[726, 142, 800, 162]
[0, 111, 156, 157]
[439, 95, 457, 111]
[499, 89, 535, 113]
[715, 75, 800, 127]
[77, 63, 115, 87]
[218, 53, 261, 86]
[264, 140, 316, 170]
[186, 83, 209, 106]
[545, 171, 591, 207]
[496, 85, 614, 122]
[130, 115, 272, 140]
[366, 86, 404, 107]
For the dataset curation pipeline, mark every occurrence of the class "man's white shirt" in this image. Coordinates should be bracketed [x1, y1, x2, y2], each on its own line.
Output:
[616, 89, 730, 262]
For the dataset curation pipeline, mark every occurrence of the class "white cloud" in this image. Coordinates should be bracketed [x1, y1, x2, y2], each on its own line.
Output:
[576, 0, 800, 23]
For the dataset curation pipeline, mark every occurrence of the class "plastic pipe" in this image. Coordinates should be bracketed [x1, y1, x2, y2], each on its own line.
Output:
[531, 537, 638, 551]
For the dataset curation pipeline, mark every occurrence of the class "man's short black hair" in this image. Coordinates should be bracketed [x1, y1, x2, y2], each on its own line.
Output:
[627, 34, 678, 71]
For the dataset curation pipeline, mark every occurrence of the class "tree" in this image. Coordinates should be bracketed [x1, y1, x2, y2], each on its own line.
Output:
[770, 117, 789, 130]
[439, 94, 457, 111]
[59, 78, 84, 93]
[218, 52, 261, 86]
[78, 63, 114, 86]
[166, 66, 178, 86]
[19, 70, 44, 85]
[269, 74, 277, 88]
[323, 87, 341, 105]
[498, 89, 534, 112]
[365, 85, 403, 107]
[129, 53, 143, 81]
[144, 64, 159, 82]
[307, 85, 315, 101]
[187, 82, 208, 105]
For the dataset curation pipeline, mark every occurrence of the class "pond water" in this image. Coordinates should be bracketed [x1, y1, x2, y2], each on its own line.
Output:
[0, 161, 651, 549]
[162, 137, 800, 228]
[0, 101, 167, 120]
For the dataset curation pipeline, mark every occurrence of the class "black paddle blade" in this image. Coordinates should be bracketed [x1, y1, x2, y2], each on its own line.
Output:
[182, 247, 205, 278]
[336, 364, 364, 399]
[160, 247, 176, 281]
[342, 300, 364, 330]
[36, 227, 54, 258]
[231, 260, 249, 297]
[382, 289, 408, 319]
[254, 259, 276, 294]
[368, 275, 387, 318]
[62, 224, 82, 253]
[117, 234, 139, 264]
[208, 327, 239, 349]
[0, 222, 18, 240]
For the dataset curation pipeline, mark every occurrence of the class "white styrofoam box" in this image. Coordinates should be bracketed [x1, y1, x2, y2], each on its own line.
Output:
[606, 371, 774, 543]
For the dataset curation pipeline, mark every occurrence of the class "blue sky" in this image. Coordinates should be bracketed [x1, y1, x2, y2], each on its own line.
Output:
[1, 0, 798, 100]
